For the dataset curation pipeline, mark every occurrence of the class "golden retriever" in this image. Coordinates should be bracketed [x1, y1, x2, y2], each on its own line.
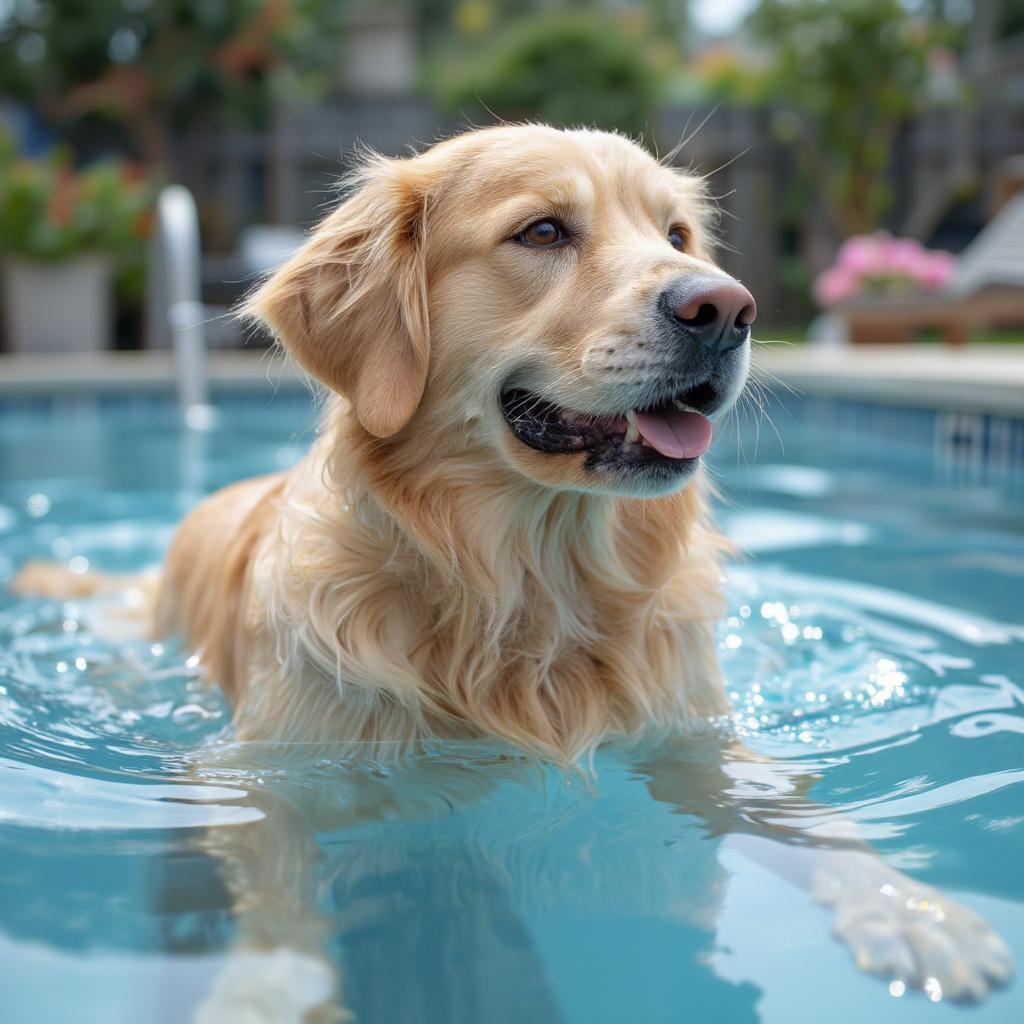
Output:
[13, 125, 1011, 1018]
[156, 125, 745, 760]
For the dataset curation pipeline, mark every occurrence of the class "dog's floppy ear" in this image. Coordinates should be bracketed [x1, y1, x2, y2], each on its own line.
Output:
[248, 156, 431, 438]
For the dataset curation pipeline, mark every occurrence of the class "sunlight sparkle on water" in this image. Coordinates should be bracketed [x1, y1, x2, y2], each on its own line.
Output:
[26, 493, 50, 517]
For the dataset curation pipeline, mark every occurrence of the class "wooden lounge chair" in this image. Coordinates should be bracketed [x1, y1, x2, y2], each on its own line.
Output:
[841, 193, 1024, 345]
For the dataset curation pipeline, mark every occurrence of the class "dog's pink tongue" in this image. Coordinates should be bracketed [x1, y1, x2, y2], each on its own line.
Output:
[633, 409, 713, 459]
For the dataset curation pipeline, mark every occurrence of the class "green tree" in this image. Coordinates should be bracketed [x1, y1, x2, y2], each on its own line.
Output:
[435, 11, 665, 140]
[0, 0, 339, 171]
[748, 0, 934, 237]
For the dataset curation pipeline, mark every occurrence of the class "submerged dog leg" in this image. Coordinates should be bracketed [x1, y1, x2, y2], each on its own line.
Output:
[191, 771, 349, 1024]
[10, 560, 159, 611]
[726, 829, 1012, 1001]
[640, 740, 1013, 1002]
[9, 561, 160, 641]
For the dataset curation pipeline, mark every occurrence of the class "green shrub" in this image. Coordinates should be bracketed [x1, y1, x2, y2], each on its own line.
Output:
[436, 13, 662, 140]
[0, 135, 154, 292]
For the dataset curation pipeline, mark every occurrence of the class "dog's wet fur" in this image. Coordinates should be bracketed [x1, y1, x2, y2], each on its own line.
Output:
[12, 126, 1012, 1014]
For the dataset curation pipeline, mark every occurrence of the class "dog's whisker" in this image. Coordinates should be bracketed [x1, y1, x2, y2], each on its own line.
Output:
[743, 376, 787, 459]
[749, 359, 801, 400]
[661, 102, 722, 166]
[699, 147, 751, 182]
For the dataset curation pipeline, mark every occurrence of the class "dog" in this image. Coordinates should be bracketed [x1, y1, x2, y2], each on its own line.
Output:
[13, 125, 1012, 1018]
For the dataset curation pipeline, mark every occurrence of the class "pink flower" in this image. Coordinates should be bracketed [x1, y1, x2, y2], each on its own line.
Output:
[837, 234, 884, 275]
[816, 233, 959, 306]
[814, 266, 858, 306]
[919, 250, 956, 290]
[879, 236, 926, 276]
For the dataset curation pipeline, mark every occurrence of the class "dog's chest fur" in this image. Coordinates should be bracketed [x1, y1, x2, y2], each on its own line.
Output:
[216, 420, 731, 760]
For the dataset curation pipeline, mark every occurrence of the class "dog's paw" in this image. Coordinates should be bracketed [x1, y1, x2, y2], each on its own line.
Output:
[812, 852, 1013, 1001]
[194, 947, 348, 1024]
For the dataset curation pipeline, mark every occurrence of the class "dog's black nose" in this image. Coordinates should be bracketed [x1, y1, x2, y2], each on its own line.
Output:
[662, 275, 756, 355]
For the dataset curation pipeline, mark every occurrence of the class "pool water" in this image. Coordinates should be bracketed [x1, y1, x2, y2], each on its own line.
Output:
[1, 391, 1022, 1024]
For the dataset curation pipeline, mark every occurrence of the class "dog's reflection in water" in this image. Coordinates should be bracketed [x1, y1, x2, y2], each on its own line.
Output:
[188, 737, 785, 1024]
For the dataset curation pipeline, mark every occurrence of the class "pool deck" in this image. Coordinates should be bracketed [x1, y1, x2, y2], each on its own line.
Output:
[1, 345, 1023, 417]
[0, 349, 301, 395]
[751, 344, 1024, 417]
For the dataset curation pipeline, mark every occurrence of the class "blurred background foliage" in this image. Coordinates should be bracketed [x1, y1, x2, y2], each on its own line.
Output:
[1, 0, 1022, 337]
[0, 0, 340, 167]
[714, 0, 934, 236]
[433, 12, 663, 140]
[0, 131, 152, 270]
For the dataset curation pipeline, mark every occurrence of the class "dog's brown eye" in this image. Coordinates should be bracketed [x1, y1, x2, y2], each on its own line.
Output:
[517, 220, 567, 248]
[668, 227, 688, 252]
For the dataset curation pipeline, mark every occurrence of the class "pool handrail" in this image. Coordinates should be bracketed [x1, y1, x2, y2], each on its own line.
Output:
[146, 185, 209, 411]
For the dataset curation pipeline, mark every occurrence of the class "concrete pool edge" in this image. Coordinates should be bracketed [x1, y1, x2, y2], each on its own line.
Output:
[1, 345, 1023, 417]
[0, 350, 306, 396]
[750, 344, 1024, 418]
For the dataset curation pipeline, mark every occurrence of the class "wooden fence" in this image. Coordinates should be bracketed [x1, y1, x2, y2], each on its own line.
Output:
[172, 98, 1024, 329]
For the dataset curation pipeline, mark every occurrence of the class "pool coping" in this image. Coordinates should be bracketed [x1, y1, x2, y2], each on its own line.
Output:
[750, 344, 1024, 418]
[1, 345, 1023, 418]
[0, 350, 305, 395]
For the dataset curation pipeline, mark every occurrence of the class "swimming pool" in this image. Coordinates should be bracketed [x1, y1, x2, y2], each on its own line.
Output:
[1, 387, 1022, 1023]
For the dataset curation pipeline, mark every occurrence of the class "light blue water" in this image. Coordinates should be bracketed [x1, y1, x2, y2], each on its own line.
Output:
[0, 392, 1022, 1024]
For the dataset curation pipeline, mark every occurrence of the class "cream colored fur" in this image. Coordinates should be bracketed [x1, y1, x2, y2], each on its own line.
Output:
[155, 125, 734, 762]
[12, 125, 1012, 1017]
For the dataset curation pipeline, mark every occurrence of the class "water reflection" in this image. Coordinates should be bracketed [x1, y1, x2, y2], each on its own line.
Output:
[180, 738, 766, 1024]
[2, 399, 1023, 1021]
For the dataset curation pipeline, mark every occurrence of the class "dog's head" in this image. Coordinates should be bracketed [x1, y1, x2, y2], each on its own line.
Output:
[252, 125, 753, 498]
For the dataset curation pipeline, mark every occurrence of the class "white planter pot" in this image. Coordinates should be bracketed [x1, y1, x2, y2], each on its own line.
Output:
[2, 254, 112, 354]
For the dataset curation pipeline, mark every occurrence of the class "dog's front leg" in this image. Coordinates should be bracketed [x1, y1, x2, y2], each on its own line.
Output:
[641, 740, 1013, 1001]
[191, 777, 348, 1024]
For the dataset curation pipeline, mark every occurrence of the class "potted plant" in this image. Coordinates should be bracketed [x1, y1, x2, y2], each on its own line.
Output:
[813, 233, 957, 344]
[0, 135, 154, 354]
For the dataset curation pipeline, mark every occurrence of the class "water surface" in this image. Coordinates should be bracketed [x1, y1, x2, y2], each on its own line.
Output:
[0, 390, 1021, 1023]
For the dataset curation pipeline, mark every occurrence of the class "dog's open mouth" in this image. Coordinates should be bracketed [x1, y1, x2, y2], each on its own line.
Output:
[500, 382, 719, 468]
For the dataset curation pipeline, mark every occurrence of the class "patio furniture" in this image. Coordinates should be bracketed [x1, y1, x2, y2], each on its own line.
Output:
[840, 193, 1024, 345]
